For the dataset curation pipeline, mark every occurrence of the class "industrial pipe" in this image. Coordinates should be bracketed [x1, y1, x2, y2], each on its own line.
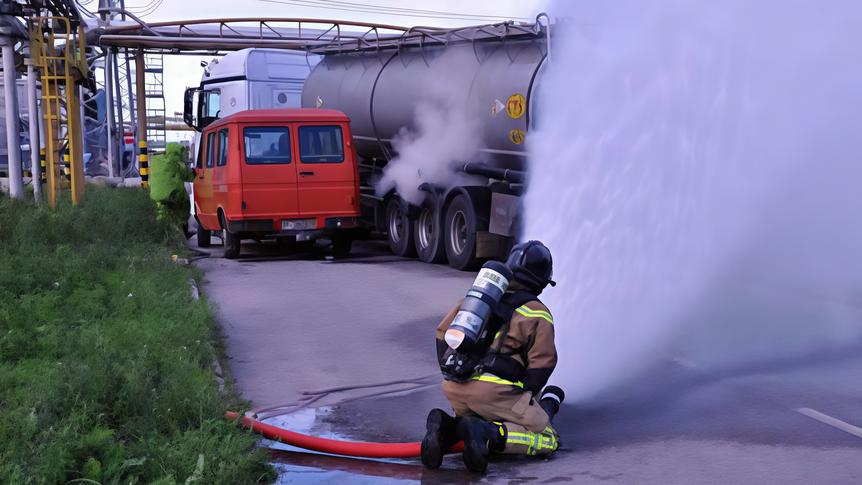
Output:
[461, 162, 525, 184]
[2, 35, 24, 199]
[225, 411, 464, 459]
[26, 63, 42, 202]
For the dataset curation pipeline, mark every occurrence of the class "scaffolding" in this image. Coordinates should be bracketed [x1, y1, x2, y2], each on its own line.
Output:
[28, 15, 87, 206]
[143, 52, 165, 153]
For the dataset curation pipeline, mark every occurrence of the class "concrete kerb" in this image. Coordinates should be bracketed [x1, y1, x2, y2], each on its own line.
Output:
[188, 276, 226, 393]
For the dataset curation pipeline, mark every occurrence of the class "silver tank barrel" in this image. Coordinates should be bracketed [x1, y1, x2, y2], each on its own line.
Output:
[301, 36, 547, 171]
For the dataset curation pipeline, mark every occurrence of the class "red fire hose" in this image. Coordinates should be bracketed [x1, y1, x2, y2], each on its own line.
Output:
[225, 411, 464, 459]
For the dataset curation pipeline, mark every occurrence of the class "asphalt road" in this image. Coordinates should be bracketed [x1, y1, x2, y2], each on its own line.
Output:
[195, 238, 862, 484]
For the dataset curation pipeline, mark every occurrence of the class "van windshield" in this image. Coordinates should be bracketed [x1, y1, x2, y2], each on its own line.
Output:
[243, 127, 291, 165]
[299, 125, 344, 163]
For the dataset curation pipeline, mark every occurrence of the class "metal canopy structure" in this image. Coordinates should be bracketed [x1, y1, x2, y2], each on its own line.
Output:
[97, 16, 547, 54]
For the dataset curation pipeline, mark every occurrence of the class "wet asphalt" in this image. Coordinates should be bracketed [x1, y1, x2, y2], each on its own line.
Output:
[194, 238, 862, 484]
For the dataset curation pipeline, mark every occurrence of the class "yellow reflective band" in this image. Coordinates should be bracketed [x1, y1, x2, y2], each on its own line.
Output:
[515, 305, 554, 325]
[139, 141, 148, 148]
[139, 167, 149, 175]
[471, 373, 524, 388]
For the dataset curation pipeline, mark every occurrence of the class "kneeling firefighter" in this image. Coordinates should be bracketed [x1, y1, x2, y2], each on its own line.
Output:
[422, 240, 565, 473]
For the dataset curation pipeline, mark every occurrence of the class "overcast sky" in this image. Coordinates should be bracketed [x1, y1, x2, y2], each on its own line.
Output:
[108, 0, 547, 140]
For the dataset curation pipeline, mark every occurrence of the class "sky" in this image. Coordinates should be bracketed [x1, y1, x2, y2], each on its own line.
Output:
[102, 0, 547, 141]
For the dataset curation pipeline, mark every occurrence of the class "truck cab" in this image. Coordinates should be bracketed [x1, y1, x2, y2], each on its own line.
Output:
[193, 109, 359, 258]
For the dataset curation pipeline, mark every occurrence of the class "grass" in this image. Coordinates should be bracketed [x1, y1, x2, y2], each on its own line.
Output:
[0, 187, 272, 484]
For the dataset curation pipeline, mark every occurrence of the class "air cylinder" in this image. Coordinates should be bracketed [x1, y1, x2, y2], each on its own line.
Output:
[444, 260, 513, 351]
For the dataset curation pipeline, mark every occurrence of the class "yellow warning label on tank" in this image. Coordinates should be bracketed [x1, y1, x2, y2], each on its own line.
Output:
[509, 129, 526, 145]
[506, 94, 526, 119]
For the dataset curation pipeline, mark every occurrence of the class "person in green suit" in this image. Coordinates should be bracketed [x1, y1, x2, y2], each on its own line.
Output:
[149, 143, 195, 237]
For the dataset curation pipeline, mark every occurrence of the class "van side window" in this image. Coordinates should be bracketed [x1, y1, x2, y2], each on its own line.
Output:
[217, 129, 229, 167]
[298, 125, 344, 163]
[243, 127, 291, 165]
[205, 131, 216, 168]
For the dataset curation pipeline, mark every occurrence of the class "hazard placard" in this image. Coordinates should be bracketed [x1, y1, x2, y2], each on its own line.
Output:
[509, 129, 526, 145]
[491, 99, 505, 116]
[506, 94, 526, 119]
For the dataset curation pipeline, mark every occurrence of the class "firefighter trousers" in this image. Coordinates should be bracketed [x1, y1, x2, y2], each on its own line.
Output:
[442, 378, 559, 456]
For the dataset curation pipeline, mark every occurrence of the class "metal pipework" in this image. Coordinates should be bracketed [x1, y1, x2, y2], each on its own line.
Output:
[26, 62, 42, 202]
[461, 162, 525, 184]
[1, 34, 24, 199]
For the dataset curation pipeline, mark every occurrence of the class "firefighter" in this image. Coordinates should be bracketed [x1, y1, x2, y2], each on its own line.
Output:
[149, 143, 195, 237]
[422, 240, 564, 473]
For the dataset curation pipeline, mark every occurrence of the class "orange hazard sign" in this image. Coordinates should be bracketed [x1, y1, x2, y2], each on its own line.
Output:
[506, 93, 526, 119]
[509, 129, 526, 145]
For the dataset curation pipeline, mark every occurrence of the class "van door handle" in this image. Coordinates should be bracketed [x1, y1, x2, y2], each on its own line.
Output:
[299, 171, 315, 177]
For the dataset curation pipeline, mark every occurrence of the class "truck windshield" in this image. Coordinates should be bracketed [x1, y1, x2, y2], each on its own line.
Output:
[299, 125, 344, 163]
[243, 127, 291, 165]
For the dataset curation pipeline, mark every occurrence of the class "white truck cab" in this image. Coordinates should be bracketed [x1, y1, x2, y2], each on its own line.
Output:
[183, 48, 320, 132]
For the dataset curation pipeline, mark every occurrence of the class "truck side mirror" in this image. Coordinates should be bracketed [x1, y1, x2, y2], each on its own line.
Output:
[183, 87, 201, 132]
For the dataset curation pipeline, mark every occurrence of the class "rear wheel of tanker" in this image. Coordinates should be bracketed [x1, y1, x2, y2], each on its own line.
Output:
[443, 194, 479, 271]
[385, 196, 417, 258]
[219, 213, 241, 259]
[196, 219, 211, 248]
[413, 195, 446, 264]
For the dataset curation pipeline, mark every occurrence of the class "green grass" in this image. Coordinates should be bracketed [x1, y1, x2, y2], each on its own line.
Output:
[0, 188, 272, 484]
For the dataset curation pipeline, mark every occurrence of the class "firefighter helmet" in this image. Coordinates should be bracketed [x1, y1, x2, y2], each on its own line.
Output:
[505, 240, 556, 292]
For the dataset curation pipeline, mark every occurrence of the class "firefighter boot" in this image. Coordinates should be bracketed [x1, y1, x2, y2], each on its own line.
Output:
[539, 385, 565, 421]
[457, 416, 504, 473]
[421, 409, 459, 469]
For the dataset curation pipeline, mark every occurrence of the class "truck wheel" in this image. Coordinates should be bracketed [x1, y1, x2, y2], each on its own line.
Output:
[413, 195, 446, 264]
[443, 194, 480, 271]
[332, 234, 353, 257]
[219, 214, 241, 259]
[385, 196, 417, 258]
[196, 219, 211, 248]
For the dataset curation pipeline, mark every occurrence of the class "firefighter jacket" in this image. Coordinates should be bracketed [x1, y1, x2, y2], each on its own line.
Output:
[436, 294, 557, 395]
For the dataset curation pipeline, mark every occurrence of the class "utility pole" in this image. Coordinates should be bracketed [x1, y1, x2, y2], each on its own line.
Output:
[1, 29, 24, 199]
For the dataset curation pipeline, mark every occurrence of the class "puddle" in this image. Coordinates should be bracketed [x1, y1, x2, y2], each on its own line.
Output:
[259, 406, 483, 484]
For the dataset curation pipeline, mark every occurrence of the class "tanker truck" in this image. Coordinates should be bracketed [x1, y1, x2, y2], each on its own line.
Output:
[184, 20, 550, 269]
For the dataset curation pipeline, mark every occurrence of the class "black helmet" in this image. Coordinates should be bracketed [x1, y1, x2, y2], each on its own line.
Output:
[506, 240, 556, 292]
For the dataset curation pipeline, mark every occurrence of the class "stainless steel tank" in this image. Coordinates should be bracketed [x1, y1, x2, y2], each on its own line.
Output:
[301, 37, 548, 170]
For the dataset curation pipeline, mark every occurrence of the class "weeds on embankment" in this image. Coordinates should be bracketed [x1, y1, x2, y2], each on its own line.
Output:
[0, 188, 272, 484]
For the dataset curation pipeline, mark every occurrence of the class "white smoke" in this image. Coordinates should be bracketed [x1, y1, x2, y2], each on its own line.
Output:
[525, 0, 862, 401]
[375, 48, 481, 205]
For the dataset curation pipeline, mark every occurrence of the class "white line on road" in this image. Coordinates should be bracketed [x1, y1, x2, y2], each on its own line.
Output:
[795, 407, 862, 439]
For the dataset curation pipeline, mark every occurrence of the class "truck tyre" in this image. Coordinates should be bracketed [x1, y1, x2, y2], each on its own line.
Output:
[443, 194, 480, 270]
[413, 195, 446, 264]
[219, 213, 241, 259]
[196, 219, 211, 248]
[385, 196, 417, 258]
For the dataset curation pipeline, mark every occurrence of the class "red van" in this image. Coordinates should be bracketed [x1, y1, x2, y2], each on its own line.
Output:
[193, 109, 359, 258]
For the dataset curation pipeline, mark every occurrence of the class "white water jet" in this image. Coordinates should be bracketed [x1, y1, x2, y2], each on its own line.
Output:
[525, 0, 862, 402]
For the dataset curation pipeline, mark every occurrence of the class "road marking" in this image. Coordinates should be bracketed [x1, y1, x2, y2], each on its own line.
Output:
[795, 407, 862, 439]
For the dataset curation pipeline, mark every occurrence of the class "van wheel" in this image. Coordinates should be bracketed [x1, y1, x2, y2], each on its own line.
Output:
[413, 194, 446, 264]
[385, 196, 417, 258]
[219, 214, 241, 259]
[443, 194, 479, 271]
[332, 235, 353, 257]
[196, 219, 211, 248]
